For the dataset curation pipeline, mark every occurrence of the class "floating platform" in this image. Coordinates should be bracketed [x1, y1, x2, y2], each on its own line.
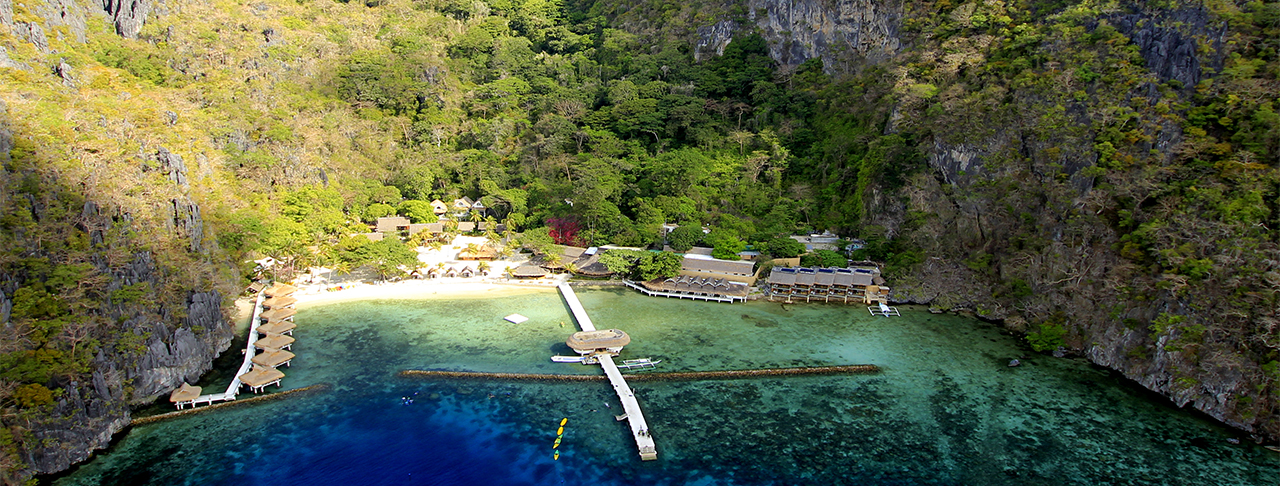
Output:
[504, 313, 529, 324]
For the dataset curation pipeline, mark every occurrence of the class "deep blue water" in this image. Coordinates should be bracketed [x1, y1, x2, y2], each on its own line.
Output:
[53, 288, 1279, 485]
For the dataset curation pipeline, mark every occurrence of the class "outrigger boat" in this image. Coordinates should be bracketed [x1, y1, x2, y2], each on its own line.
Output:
[617, 358, 661, 370]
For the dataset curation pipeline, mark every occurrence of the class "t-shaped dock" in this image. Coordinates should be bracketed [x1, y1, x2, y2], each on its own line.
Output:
[558, 284, 658, 460]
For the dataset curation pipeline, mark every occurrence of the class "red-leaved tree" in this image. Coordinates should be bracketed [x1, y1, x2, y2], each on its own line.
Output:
[547, 217, 588, 247]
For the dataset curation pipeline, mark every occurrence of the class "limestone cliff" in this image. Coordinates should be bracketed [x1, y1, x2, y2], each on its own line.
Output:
[646, 0, 1278, 441]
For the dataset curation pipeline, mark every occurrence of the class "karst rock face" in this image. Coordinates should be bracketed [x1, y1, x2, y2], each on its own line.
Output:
[695, 0, 904, 71]
[693, 0, 1274, 442]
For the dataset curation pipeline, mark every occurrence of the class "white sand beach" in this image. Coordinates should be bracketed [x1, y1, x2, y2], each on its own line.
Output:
[289, 278, 565, 307]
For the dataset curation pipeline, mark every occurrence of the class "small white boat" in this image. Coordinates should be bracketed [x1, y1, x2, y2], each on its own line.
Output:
[551, 355, 586, 363]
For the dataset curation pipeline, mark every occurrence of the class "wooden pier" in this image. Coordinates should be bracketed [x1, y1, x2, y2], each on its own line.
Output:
[172, 283, 298, 409]
[622, 280, 744, 303]
[557, 283, 657, 461]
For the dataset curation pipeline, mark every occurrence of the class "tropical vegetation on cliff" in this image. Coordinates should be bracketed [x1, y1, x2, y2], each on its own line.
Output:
[0, 0, 1276, 482]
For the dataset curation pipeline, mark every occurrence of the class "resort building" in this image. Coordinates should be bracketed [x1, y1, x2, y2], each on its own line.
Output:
[765, 266, 889, 304]
[529, 245, 612, 277]
[430, 199, 449, 214]
[375, 216, 411, 233]
[790, 231, 841, 251]
[510, 265, 549, 279]
[681, 254, 757, 283]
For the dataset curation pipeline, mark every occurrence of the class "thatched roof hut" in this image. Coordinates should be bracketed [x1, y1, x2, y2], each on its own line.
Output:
[264, 283, 298, 297]
[254, 333, 295, 350]
[251, 349, 296, 368]
[263, 295, 297, 309]
[257, 320, 296, 335]
[239, 367, 285, 389]
[260, 307, 297, 321]
[169, 383, 201, 403]
[375, 216, 410, 233]
[511, 265, 548, 278]
[566, 329, 631, 354]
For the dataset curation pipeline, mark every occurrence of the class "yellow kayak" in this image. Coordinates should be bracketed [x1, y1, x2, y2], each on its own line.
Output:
[553, 437, 562, 448]
[553, 450, 560, 460]
[556, 426, 564, 436]
[560, 418, 568, 426]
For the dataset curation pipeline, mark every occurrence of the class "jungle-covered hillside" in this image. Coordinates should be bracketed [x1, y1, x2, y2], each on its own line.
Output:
[0, 0, 1277, 481]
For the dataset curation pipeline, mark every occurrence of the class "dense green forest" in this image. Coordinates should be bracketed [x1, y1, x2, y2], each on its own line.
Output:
[0, 0, 1277, 481]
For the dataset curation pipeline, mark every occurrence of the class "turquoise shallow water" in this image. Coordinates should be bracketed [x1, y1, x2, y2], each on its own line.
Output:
[53, 288, 1278, 485]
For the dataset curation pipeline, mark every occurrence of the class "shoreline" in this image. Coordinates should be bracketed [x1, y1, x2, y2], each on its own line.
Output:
[287, 278, 566, 308]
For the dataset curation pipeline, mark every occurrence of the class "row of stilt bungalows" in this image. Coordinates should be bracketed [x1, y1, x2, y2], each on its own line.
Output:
[765, 266, 890, 304]
[168, 282, 299, 409]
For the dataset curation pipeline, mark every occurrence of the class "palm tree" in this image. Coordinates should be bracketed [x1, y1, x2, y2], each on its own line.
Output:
[477, 261, 491, 276]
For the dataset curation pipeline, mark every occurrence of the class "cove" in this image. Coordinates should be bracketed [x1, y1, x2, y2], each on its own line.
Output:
[52, 288, 1278, 485]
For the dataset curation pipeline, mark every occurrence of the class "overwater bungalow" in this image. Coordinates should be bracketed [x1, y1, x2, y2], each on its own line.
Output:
[238, 367, 285, 393]
[251, 349, 295, 368]
[260, 307, 297, 322]
[566, 329, 631, 356]
[262, 295, 297, 309]
[255, 333, 295, 351]
[257, 320, 296, 335]
[169, 383, 200, 409]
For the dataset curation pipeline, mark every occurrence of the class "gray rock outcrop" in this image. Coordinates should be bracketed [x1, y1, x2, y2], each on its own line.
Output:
[695, 0, 904, 71]
[101, 0, 152, 39]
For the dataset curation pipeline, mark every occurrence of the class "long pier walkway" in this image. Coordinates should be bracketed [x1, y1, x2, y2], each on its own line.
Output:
[189, 292, 266, 406]
[557, 283, 657, 461]
[559, 283, 596, 331]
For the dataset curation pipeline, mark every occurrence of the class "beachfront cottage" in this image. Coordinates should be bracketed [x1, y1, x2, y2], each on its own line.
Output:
[360, 232, 384, 242]
[408, 224, 430, 236]
[375, 216, 411, 233]
[452, 197, 474, 213]
[459, 266, 475, 278]
[456, 221, 477, 233]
